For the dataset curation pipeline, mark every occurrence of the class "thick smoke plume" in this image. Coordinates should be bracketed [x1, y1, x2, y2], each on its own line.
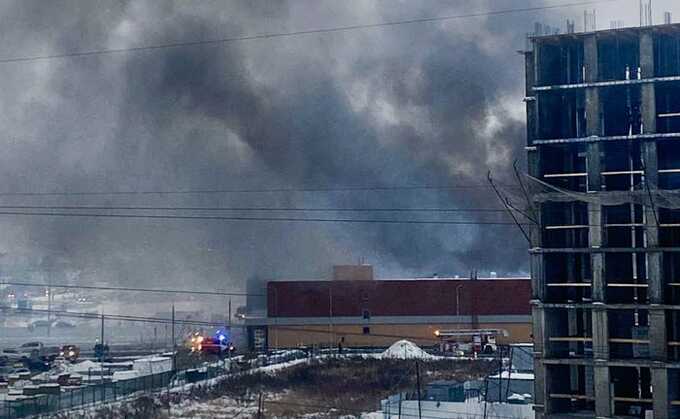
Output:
[0, 0, 667, 291]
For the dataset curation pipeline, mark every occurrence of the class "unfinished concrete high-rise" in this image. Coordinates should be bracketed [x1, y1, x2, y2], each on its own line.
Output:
[526, 23, 680, 418]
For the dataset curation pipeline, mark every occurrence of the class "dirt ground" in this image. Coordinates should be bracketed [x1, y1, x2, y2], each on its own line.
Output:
[60, 357, 496, 419]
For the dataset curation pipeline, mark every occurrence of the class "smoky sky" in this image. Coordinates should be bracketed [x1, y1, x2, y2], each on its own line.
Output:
[0, 0, 676, 290]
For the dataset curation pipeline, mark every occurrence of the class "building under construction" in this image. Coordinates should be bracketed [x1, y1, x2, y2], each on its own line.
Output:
[526, 21, 680, 418]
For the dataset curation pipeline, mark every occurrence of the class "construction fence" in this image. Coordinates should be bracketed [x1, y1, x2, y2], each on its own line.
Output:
[1, 350, 310, 419]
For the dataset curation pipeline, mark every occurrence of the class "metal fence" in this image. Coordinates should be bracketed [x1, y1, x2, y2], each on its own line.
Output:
[1, 351, 310, 419]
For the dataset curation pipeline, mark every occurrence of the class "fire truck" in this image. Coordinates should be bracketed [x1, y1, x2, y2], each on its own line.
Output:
[434, 328, 508, 355]
[189, 330, 235, 356]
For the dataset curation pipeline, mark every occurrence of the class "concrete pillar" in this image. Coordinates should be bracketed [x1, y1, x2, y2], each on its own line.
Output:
[584, 34, 601, 143]
[640, 31, 656, 134]
[643, 141, 658, 188]
[641, 84, 656, 135]
[529, 201, 542, 250]
[590, 202, 605, 304]
[533, 306, 549, 356]
[640, 31, 654, 78]
[527, 147, 540, 178]
[593, 364, 612, 417]
[649, 251, 664, 303]
[526, 51, 538, 145]
[587, 142, 602, 191]
[649, 308, 668, 361]
[592, 307, 609, 360]
[584, 35, 599, 82]
[533, 360, 547, 419]
[652, 367, 670, 419]
[589, 204, 602, 247]
[592, 253, 606, 302]
[586, 89, 601, 138]
[643, 141, 663, 305]
[531, 253, 545, 300]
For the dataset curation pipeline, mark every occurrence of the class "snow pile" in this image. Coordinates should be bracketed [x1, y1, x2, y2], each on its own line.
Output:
[65, 360, 103, 374]
[133, 356, 172, 375]
[381, 340, 435, 360]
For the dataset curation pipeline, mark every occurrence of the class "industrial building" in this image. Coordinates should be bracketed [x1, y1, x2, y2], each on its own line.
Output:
[245, 265, 531, 351]
[526, 22, 680, 418]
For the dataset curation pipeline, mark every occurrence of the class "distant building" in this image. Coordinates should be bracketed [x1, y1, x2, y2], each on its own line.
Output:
[485, 371, 534, 403]
[245, 265, 531, 350]
[425, 380, 466, 402]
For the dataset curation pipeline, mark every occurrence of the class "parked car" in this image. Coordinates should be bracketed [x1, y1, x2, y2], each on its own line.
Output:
[0, 348, 24, 363]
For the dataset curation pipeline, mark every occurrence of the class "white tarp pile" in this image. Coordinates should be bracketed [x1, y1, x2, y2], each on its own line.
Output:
[381, 340, 435, 360]
[133, 356, 172, 376]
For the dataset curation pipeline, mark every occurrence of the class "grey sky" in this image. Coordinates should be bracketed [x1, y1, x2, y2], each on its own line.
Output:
[0, 0, 675, 291]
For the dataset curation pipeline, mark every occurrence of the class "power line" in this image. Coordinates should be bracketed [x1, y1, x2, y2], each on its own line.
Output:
[1, 281, 261, 297]
[0, 184, 516, 197]
[0, 204, 512, 213]
[6, 307, 225, 327]
[0, 210, 533, 225]
[0, 0, 619, 65]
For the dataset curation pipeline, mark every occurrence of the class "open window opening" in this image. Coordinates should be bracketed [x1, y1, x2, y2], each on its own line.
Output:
[663, 251, 680, 305]
[601, 141, 643, 191]
[545, 308, 593, 359]
[604, 204, 645, 248]
[659, 209, 680, 247]
[537, 39, 584, 85]
[604, 251, 648, 304]
[668, 369, 680, 415]
[542, 202, 589, 249]
[601, 86, 642, 137]
[667, 310, 680, 361]
[544, 252, 592, 303]
[658, 140, 680, 188]
[540, 143, 587, 191]
[656, 81, 680, 134]
[654, 32, 680, 77]
[597, 33, 640, 81]
[610, 366, 653, 416]
[608, 309, 649, 359]
[547, 364, 595, 415]
[537, 91, 586, 139]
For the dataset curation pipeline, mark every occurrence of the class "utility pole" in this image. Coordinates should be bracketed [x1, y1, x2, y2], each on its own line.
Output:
[497, 347, 503, 402]
[99, 311, 105, 385]
[505, 346, 514, 400]
[100, 311, 105, 349]
[329, 284, 334, 352]
[47, 280, 52, 338]
[171, 304, 176, 371]
[397, 392, 402, 419]
[415, 361, 422, 419]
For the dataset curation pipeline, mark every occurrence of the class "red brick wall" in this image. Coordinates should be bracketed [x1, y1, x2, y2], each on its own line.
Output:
[267, 279, 531, 317]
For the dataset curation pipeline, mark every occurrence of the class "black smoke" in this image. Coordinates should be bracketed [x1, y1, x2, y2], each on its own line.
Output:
[0, 0, 621, 290]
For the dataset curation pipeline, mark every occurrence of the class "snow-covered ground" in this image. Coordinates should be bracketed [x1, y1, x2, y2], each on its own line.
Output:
[381, 400, 534, 419]
[170, 396, 259, 418]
